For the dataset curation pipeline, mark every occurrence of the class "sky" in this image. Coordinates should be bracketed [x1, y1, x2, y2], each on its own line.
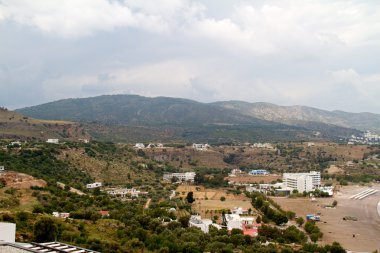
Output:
[0, 0, 379, 113]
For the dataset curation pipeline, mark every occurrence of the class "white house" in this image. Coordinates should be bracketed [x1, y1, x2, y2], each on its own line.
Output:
[189, 215, 213, 233]
[225, 214, 255, 230]
[0, 166, 4, 172]
[86, 182, 102, 189]
[163, 172, 196, 182]
[134, 143, 145, 149]
[46, 139, 59, 144]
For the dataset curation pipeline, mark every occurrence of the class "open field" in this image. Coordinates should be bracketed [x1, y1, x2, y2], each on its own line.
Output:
[176, 185, 253, 219]
[272, 184, 380, 252]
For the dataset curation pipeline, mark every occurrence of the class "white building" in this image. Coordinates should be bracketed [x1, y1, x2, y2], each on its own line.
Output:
[107, 188, 147, 198]
[249, 169, 269, 176]
[163, 172, 196, 182]
[228, 169, 243, 177]
[134, 143, 145, 149]
[252, 143, 275, 149]
[52, 212, 70, 218]
[317, 186, 334, 196]
[225, 214, 255, 231]
[192, 143, 210, 151]
[46, 139, 59, 144]
[86, 182, 102, 189]
[0, 222, 16, 243]
[307, 142, 315, 147]
[283, 171, 321, 193]
[0, 166, 4, 172]
[189, 215, 213, 233]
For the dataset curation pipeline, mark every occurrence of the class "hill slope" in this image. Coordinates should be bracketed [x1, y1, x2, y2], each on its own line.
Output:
[213, 101, 380, 133]
[16, 95, 362, 142]
[0, 108, 89, 140]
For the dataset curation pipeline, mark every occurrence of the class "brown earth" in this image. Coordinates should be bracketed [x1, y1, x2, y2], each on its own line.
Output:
[0, 171, 46, 188]
[271, 184, 380, 252]
[176, 185, 254, 219]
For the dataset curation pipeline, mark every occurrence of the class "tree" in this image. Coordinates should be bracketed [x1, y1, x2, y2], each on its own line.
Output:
[332, 200, 338, 207]
[186, 192, 195, 204]
[256, 216, 262, 224]
[220, 196, 226, 201]
[296, 217, 304, 227]
[33, 217, 59, 242]
[178, 216, 190, 228]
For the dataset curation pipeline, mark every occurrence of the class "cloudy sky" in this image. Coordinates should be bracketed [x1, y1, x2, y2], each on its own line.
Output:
[1, 0, 379, 113]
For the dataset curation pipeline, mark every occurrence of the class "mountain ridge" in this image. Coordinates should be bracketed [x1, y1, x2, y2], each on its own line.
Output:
[15, 94, 372, 142]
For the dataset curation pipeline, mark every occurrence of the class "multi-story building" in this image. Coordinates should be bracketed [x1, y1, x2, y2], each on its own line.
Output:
[163, 172, 196, 182]
[283, 171, 321, 193]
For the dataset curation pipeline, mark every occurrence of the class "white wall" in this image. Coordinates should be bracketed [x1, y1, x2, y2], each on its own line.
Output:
[0, 223, 16, 243]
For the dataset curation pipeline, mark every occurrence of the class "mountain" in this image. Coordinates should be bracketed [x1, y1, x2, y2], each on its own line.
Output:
[0, 107, 89, 140]
[16, 95, 262, 126]
[213, 101, 380, 133]
[16, 95, 363, 143]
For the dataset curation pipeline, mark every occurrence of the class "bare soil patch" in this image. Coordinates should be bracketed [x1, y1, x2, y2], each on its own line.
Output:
[0, 171, 46, 189]
[272, 184, 380, 252]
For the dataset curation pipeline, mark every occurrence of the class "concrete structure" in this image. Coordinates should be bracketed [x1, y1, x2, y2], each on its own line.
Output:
[0, 223, 16, 243]
[46, 139, 59, 144]
[249, 169, 269, 176]
[163, 172, 196, 182]
[0, 166, 4, 172]
[189, 215, 213, 233]
[86, 182, 102, 189]
[283, 171, 321, 192]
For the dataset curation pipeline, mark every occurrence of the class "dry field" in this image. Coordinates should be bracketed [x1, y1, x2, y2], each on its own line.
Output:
[176, 185, 253, 219]
[272, 184, 380, 252]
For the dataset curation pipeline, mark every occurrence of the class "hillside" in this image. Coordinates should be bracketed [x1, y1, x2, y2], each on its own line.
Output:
[214, 101, 380, 133]
[0, 107, 89, 140]
[16, 95, 362, 142]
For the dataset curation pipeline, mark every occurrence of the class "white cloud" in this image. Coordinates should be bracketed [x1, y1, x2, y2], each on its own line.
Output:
[0, 0, 170, 37]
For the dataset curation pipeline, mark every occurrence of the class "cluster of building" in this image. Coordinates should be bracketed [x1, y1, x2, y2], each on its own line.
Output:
[348, 131, 380, 145]
[251, 143, 276, 150]
[107, 188, 148, 198]
[133, 143, 164, 149]
[189, 207, 260, 237]
[245, 171, 333, 196]
[192, 143, 210, 151]
[163, 172, 196, 183]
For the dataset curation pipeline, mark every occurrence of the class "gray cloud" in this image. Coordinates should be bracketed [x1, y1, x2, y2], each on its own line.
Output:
[0, 0, 379, 113]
